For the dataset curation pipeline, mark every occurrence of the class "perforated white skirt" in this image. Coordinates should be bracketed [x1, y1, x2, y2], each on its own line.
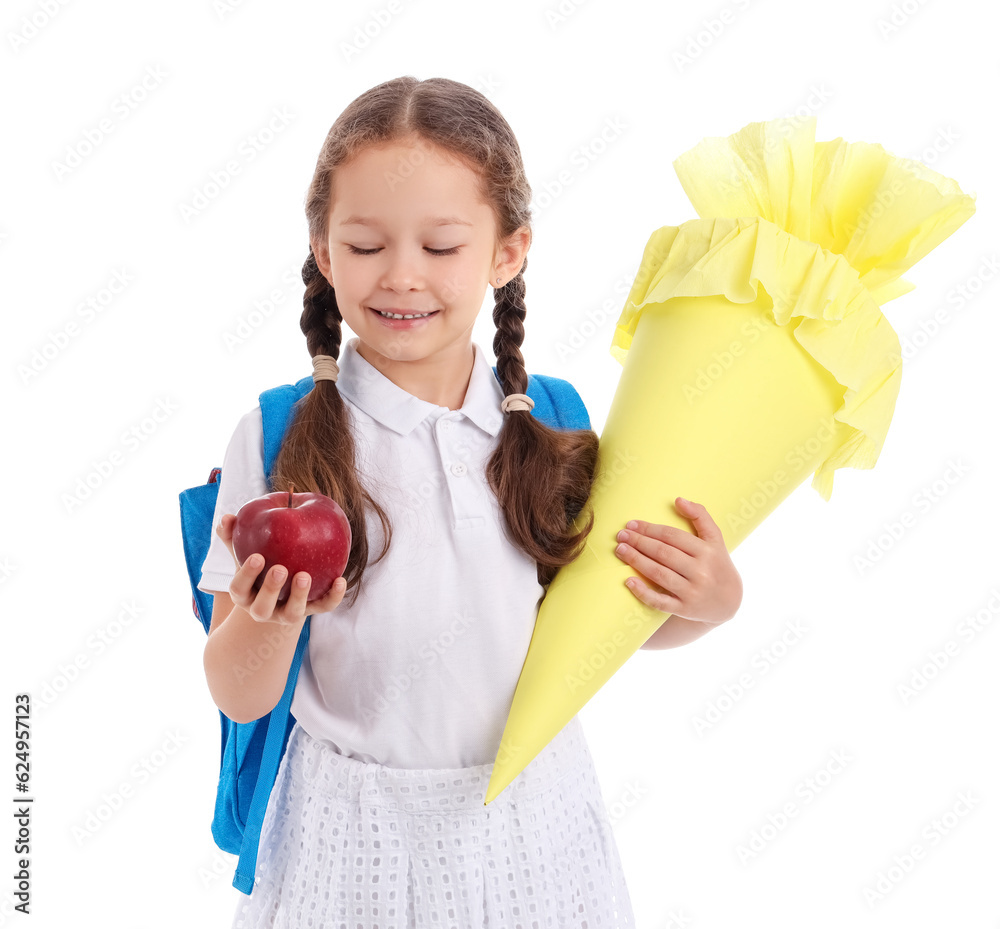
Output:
[231, 713, 635, 928]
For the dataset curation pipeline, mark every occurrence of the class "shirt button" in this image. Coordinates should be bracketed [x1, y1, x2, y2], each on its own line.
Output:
[440, 420, 452, 430]
[451, 462, 467, 477]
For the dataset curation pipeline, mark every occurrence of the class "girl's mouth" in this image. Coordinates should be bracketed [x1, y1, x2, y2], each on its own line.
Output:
[369, 307, 440, 328]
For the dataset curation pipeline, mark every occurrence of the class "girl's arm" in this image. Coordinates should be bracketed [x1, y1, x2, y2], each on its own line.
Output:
[202, 513, 348, 724]
[203, 589, 308, 724]
[639, 613, 716, 650]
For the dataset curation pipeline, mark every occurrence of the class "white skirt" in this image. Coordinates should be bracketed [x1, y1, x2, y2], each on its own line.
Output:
[231, 714, 636, 928]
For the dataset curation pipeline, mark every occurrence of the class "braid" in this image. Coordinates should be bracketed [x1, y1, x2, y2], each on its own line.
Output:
[486, 254, 597, 587]
[491, 255, 530, 399]
[267, 245, 394, 610]
[301, 247, 343, 359]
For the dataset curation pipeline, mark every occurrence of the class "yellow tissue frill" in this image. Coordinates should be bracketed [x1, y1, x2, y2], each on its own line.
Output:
[614, 116, 977, 499]
[483, 115, 976, 805]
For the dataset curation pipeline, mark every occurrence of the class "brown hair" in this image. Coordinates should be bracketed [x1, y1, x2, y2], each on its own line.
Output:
[270, 76, 600, 608]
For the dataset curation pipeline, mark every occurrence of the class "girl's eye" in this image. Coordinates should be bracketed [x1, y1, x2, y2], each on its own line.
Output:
[346, 245, 460, 256]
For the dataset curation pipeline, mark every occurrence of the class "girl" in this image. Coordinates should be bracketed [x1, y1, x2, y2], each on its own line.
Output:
[200, 75, 743, 928]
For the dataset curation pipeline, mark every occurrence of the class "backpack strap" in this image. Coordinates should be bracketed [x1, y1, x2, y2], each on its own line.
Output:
[231, 375, 314, 895]
[260, 376, 315, 480]
[179, 468, 223, 635]
[492, 369, 591, 431]
[232, 618, 310, 894]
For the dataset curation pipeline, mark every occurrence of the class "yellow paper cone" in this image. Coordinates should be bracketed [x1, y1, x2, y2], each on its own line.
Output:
[483, 117, 976, 805]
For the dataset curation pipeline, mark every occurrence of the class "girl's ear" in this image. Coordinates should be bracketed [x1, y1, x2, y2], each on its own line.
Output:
[311, 239, 332, 281]
[494, 226, 531, 280]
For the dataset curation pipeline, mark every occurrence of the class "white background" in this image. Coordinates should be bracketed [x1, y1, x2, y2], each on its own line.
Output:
[3, 0, 998, 926]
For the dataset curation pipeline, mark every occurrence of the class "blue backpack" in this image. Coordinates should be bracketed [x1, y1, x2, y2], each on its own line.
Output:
[178, 367, 591, 895]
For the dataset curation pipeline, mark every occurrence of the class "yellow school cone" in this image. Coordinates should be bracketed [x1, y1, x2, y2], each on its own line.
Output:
[483, 116, 975, 804]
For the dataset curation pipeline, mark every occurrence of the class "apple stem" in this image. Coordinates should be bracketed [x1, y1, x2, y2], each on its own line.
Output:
[288, 483, 294, 508]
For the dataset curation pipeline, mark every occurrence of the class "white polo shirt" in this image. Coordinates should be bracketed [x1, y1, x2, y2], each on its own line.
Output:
[198, 337, 548, 769]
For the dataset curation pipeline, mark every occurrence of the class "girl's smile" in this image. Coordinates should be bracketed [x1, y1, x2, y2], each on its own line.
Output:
[368, 306, 441, 327]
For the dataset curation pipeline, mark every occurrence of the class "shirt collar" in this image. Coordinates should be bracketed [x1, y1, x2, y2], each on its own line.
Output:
[335, 337, 505, 438]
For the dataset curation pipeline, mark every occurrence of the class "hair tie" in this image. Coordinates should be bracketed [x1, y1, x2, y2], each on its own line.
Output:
[501, 393, 534, 414]
[312, 354, 340, 383]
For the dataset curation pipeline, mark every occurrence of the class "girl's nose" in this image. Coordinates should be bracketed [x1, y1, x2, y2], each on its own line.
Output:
[379, 252, 423, 291]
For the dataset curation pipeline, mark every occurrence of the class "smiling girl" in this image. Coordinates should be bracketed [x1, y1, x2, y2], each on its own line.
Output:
[200, 75, 741, 928]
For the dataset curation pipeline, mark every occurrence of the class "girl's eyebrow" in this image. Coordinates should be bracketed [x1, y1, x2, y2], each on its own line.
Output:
[339, 215, 473, 228]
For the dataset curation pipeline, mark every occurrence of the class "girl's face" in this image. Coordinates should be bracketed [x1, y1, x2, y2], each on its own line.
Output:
[314, 136, 528, 376]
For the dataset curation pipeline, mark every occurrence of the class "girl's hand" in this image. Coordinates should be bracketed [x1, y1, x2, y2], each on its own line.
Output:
[216, 513, 348, 626]
[614, 497, 742, 627]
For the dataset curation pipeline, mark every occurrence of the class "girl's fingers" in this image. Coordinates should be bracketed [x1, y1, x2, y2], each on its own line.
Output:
[308, 577, 348, 614]
[231, 556, 346, 624]
[275, 572, 312, 625]
[229, 553, 264, 607]
[216, 514, 234, 539]
[248, 565, 287, 622]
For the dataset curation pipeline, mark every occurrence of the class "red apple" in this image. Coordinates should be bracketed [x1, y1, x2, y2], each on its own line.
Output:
[232, 483, 351, 604]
